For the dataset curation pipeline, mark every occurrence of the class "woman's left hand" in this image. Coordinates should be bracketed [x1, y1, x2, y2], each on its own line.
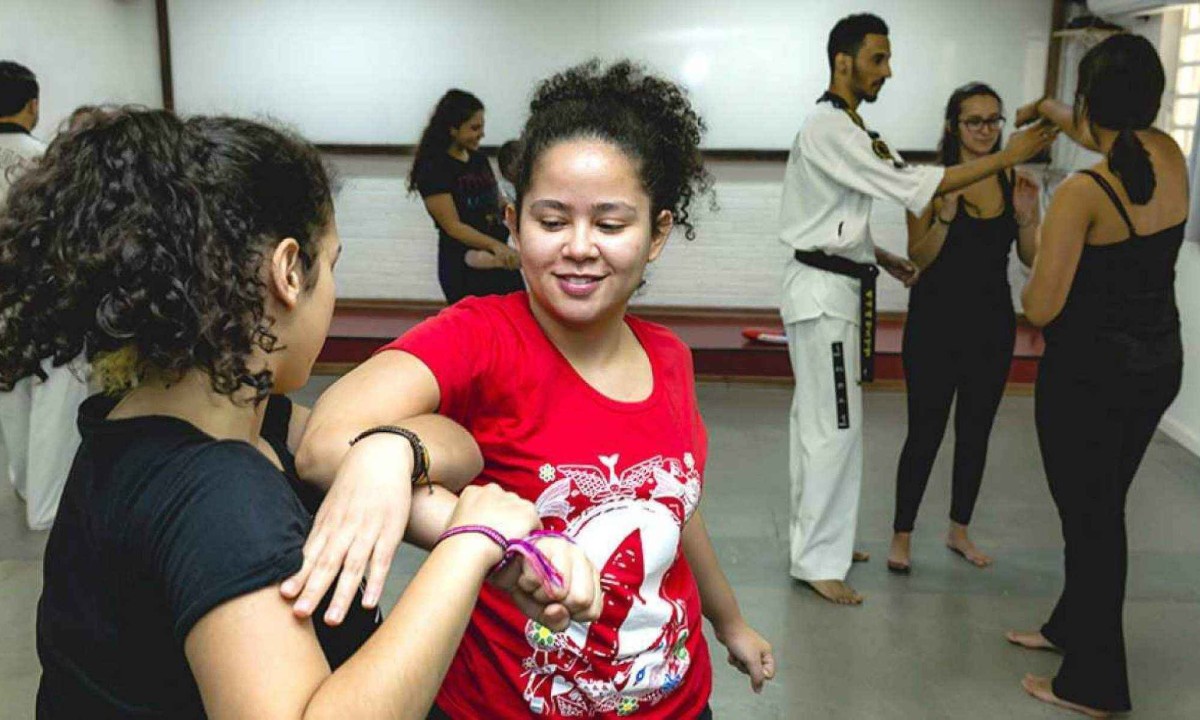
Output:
[715, 619, 776, 693]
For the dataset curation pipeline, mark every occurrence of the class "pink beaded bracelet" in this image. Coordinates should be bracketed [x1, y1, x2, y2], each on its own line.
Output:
[435, 526, 572, 592]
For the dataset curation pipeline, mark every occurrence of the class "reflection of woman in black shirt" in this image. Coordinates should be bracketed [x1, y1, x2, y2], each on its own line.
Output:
[409, 90, 523, 303]
[1009, 35, 1186, 716]
[887, 83, 1041, 574]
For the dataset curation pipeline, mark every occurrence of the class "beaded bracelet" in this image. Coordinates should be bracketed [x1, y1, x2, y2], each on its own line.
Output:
[435, 525, 573, 592]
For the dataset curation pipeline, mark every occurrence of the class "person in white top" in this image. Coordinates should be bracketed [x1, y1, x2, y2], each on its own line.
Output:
[778, 15, 1057, 604]
[0, 61, 90, 530]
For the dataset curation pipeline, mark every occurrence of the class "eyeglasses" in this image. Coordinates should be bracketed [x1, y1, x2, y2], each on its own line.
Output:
[958, 116, 1006, 132]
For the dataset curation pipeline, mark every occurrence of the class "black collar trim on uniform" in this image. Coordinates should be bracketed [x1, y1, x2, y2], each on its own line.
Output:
[0, 122, 30, 135]
[816, 92, 905, 169]
[817, 91, 850, 110]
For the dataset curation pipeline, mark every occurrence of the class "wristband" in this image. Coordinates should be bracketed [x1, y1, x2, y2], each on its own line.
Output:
[437, 524, 507, 552]
[435, 526, 571, 591]
[349, 425, 433, 494]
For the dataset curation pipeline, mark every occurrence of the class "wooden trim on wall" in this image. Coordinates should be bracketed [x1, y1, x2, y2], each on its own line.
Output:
[331, 298, 1038, 326]
[317, 144, 940, 163]
[155, 0, 174, 110]
[1043, 0, 1069, 99]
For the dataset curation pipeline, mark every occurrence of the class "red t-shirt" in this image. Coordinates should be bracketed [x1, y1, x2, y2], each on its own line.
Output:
[384, 292, 712, 719]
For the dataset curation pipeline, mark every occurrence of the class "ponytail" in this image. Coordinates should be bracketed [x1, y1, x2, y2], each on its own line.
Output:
[1108, 127, 1155, 205]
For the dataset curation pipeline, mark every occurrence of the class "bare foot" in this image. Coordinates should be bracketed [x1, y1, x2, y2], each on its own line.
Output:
[887, 532, 911, 573]
[1021, 674, 1111, 718]
[946, 524, 992, 567]
[852, 550, 870, 563]
[804, 579, 864, 605]
[1005, 630, 1060, 652]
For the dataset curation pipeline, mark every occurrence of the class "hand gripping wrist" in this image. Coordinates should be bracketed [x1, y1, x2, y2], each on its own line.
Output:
[435, 526, 574, 591]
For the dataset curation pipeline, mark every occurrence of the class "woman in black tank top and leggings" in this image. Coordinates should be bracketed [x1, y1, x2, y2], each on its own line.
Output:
[1008, 35, 1186, 717]
[888, 83, 1040, 573]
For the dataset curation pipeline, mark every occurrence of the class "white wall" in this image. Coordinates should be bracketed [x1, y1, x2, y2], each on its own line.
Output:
[169, 0, 1050, 151]
[0, 0, 162, 140]
[328, 153, 1034, 313]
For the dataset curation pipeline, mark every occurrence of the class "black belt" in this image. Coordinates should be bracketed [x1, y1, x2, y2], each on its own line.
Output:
[794, 249, 879, 382]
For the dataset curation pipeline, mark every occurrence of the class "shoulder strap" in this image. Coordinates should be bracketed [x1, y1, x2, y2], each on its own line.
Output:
[1078, 170, 1138, 237]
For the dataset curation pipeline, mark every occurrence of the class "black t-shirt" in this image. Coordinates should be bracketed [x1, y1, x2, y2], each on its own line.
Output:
[36, 394, 377, 718]
[416, 150, 513, 299]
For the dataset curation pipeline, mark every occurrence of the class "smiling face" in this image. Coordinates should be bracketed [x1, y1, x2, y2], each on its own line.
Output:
[449, 110, 485, 153]
[508, 138, 671, 331]
[850, 33, 892, 103]
[956, 94, 1004, 158]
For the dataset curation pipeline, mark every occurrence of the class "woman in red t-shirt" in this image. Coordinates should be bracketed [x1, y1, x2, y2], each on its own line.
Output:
[297, 60, 775, 719]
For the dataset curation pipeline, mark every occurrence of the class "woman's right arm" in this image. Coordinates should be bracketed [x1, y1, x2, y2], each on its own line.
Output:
[906, 194, 959, 270]
[422, 193, 518, 266]
[187, 484, 539, 720]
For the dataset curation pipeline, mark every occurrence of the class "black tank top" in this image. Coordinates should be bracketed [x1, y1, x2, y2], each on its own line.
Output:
[909, 170, 1019, 313]
[1042, 170, 1184, 374]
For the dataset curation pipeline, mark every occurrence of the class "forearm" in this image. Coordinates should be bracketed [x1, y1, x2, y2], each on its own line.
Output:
[445, 222, 506, 253]
[907, 220, 950, 270]
[1036, 98, 1095, 150]
[298, 414, 480, 491]
[938, 152, 1010, 195]
[1017, 223, 1038, 267]
[405, 485, 459, 550]
[681, 511, 744, 633]
[303, 535, 495, 720]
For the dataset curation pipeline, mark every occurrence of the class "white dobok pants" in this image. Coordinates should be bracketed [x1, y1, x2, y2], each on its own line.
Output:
[785, 315, 864, 582]
[0, 359, 89, 530]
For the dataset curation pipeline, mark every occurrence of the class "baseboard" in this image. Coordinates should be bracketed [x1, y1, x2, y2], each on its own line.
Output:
[1159, 412, 1200, 459]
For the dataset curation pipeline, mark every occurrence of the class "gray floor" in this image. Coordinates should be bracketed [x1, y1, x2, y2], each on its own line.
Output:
[3, 381, 1199, 719]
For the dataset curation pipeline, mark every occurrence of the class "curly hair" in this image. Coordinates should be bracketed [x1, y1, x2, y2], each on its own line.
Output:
[0, 108, 333, 402]
[514, 59, 713, 241]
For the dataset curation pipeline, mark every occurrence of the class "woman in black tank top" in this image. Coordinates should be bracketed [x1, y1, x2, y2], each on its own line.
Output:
[1008, 35, 1185, 717]
[888, 84, 1040, 574]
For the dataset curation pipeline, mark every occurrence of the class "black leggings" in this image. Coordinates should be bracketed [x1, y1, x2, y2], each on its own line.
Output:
[893, 308, 1014, 532]
[1033, 355, 1180, 713]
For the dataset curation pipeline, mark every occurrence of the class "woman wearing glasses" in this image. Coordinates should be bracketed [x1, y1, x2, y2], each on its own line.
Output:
[886, 83, 1041, 573]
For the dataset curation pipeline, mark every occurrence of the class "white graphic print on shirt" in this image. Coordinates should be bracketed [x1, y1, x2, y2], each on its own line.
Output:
[522, 452, 702, 716]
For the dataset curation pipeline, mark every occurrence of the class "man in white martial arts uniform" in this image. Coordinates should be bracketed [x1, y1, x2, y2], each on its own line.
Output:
[0, 61, 90, 530]
[779, 14, 1057, 604]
